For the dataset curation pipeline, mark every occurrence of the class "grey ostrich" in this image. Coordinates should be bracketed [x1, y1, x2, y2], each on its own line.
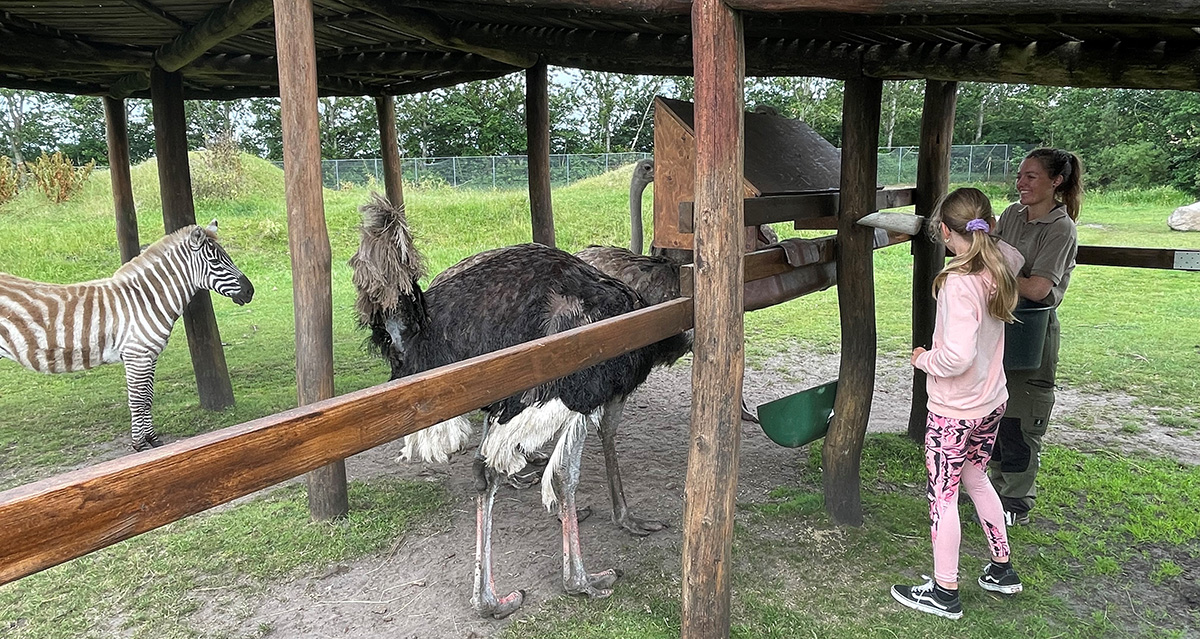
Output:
[350, 194, 689, 619]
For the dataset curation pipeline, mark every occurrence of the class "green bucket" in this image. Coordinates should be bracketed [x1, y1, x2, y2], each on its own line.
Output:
[756, 380, 838, 448]
[1004, 301, 1053, 371]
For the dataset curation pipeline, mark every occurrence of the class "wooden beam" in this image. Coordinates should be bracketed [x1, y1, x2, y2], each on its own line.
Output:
[272, 0, 345, 521]
[677, 188, 916, 233]
[526, 61, 555, 247]
[334, 0, 536, 68]
[0, 30, 152, 74]
[908, 80, 956, 442]
[104, 97, 141, 265]
[0, 297, 694, 586]
[726, 0, 1200, 19]
[119, 0, 188, 29]
[182, 51, 515, 79]
[149, 67, 237, 412]
[156, 0, 276, 72]
[425, 0, 691, 14]
[375, 96, 406, 208]
[681, 1, 744, 638]
[822, 77, 882, 527]
[1077, 245, 1200, 270]
[110, 72, 151, 100]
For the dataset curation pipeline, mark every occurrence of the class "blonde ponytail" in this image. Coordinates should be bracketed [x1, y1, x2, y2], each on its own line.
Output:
[930, 188, 1019, 322]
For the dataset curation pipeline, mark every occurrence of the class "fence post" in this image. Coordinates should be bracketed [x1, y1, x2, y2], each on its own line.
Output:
[566, 154, 570, 184]
[897, 147, 903, 183]
[968, 145, 974, 182]
[1004, 144, 1011, 182]
[334, 160, 340, 187]
[492, 156, 496, 189]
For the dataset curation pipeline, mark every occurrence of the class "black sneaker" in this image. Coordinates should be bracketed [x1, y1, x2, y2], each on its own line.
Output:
[890, 577, 963, 620]
[1004, 510, 1031, 526]
[979, 562, 1023, 594]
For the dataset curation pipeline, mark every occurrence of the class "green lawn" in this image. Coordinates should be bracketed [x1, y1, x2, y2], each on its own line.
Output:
[1, 159, 1197, 637]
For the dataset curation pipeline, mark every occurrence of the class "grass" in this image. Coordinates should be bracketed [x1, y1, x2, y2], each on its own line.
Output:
[1, 158, 1199, 637]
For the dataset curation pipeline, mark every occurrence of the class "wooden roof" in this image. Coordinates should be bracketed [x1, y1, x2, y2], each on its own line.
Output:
[3, 0, 1200, 99]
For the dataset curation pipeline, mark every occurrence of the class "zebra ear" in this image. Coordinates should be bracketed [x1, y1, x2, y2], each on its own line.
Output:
[206, 219, 219, 234]
[188, 225, 208, 248]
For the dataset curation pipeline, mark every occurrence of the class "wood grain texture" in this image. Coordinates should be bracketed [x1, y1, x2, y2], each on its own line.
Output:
[156, 0, 275, 71]
[681, 2, 744, 638]
[1076, 245, 1188, 269]
[908, 80, 956, 441]
[149, 67, 235, 412]
[526, 61, 556, 247]
[375, 96, 406, 208]
[272, 0, 345, 520]
[677, 188, 915, 232]
[0, 298, 694, 586]
[822, 77, 882, 527]
[726, 0, 1200, 19]
[104, 96, 140, 265]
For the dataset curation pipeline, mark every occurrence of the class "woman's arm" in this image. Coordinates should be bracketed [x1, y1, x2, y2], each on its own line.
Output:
[1017, 274, 1054, 303]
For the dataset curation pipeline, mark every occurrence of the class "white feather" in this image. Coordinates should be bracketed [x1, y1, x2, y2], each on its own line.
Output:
[479, 399, 574, 475]
[539, 408, 602, 512]
[399, 414, 473, 464]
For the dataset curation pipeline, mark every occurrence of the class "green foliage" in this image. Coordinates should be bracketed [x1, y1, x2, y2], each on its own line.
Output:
[191, 135, 246, 201]
[0, 156, 19, 205]
[25, 151, 94, 203]
[1088, 141, 1170, 190]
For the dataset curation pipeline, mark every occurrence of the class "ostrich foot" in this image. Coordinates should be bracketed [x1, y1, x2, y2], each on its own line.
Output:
[131, 434, 164, 452]
[474, 589, 525, 620]
[558, 505, 592, 524]
[565, 569, 621, 598]
[505, 451, 551, 490]
[740, 399, 760, 424]
[615, 512, 667, 537]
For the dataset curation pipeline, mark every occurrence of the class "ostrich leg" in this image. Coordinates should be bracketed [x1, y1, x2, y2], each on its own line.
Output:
[599, 399, 668, 535]
[559, 412, 620, 597]
[471, 464, 525, 619]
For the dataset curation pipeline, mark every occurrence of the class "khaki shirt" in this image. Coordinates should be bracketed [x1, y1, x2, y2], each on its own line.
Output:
[994, 202, 1077, 307]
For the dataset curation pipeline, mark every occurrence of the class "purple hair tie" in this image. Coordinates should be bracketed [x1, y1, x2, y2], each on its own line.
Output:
[965, 218, 990, 233]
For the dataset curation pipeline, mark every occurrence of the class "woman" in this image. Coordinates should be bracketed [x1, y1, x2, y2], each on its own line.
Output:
[989, 148, 1082, 526]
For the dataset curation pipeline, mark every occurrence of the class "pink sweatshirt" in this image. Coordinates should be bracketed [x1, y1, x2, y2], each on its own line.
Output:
[914, 242, 1024, 419]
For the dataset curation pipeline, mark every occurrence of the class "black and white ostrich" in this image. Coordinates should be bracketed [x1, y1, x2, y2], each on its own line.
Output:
[350, 194, 689, 619]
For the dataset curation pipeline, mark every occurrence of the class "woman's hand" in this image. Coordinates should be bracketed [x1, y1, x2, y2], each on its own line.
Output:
[911, 347, 927, 367]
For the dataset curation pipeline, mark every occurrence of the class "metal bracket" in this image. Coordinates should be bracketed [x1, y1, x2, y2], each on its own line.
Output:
[1174, 250, 1200, 271]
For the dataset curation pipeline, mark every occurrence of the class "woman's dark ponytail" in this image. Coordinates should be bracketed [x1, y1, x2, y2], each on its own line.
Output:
[1027, 148, 1084, 221]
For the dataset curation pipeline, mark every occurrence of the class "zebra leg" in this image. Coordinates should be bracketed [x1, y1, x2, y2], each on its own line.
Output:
[123, 350, 162, 451]
[599, 398, 667, 536]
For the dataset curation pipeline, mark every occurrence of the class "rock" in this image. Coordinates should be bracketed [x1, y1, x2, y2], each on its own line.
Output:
[1168, 202, 1200, 231]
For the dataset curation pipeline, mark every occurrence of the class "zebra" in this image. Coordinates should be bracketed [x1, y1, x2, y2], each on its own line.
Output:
[0, 220, 254, 451]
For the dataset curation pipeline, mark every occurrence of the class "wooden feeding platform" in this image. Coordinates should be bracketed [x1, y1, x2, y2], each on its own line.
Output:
[652, 96, 914, 247]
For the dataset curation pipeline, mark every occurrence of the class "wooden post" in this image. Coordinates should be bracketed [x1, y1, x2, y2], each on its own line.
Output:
[822, 77, 882, 527]
[149, 67, 235, 412]
[526, 60, 555, 246]
[681, 2, 744, 638]
[374, 95, 405, 207]
[104, 96, 140, 264]
[273, 0, 347, 520]
[908, 80, 957, 442]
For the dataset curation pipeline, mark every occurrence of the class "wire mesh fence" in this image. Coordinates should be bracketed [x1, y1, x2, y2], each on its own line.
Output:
[292, 145, 1027, 190]
[877, 144, 1031, 186]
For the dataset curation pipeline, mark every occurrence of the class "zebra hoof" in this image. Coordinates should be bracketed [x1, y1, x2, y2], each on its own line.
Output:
[131, 435, 164, 452]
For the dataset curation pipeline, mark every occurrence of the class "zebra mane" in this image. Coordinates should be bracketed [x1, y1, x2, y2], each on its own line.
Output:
[350, 193, 426, 325]
[111, 226, 205, 281]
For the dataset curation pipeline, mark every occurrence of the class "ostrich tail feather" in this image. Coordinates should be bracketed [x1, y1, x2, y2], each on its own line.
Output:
[399, 415, 473, 464]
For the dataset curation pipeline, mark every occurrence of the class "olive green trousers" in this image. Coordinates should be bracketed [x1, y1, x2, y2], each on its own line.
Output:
[989, 310, 1060, 514]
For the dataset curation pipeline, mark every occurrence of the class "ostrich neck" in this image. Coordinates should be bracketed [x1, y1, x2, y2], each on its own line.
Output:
[629, 177, 651, 254]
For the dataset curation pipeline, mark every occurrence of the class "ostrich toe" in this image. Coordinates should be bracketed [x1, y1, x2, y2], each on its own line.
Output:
[615, 512, 667, 536]
[565, 568, 621, 598]
[740, 399, 760, 423]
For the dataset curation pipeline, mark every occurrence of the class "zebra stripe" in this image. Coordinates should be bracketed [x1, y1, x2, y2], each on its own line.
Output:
[0, 222, 254, 449]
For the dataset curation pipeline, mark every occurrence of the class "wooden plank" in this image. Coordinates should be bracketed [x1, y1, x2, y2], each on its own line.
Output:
[1076, 245, 1198, 270]
[681, 1, 744, 637]
[526, 61, 555, 247]
[677, 188, 915, 232]
[652, 96, 698, 250]
[149, 67, 235, 412]
[156, 0, 275, 72]
[822, 77, 882, 527]
[374, 96, 405, 208]
[103, 96, 140, 265]
[908, 80, 956, 441]
[272, 0, 345, 521]
[727, 0, 1200, 19]
[0, 298, 694, 586]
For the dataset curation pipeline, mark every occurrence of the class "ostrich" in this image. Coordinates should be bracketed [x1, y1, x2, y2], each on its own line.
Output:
[350, 194, 689, 618]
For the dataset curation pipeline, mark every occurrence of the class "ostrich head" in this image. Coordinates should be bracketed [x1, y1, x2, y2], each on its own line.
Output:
[349, 193, 429, 362]
[629, 158, 655, 255]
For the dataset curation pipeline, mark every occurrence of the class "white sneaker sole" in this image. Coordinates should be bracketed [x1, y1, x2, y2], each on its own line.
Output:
[978, 579, 1023, 595]
[890, 587, 963, 620]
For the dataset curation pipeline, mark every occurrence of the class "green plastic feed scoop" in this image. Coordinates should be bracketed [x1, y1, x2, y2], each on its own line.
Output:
[756, 380, 838, 448]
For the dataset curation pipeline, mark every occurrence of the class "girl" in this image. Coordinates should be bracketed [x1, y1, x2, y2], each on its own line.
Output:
[891, 188, 1025, 620]
[990, 148, 1082, 526]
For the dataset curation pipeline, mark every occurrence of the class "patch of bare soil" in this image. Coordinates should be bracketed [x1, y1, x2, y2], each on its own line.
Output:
[190, 349, 1199, 639]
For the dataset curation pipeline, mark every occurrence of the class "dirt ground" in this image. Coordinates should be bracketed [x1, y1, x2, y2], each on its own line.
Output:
[187, 350, 1198, 639]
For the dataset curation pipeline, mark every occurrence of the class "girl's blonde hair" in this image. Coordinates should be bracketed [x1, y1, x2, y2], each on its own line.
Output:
[929, 188, 1019, 323]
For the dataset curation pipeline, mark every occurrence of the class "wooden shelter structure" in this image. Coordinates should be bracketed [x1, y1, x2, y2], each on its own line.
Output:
[3, 1, 1200, 637]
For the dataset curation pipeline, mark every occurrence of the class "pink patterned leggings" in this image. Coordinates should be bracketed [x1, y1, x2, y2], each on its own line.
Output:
[925, 403, 1010, 586]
